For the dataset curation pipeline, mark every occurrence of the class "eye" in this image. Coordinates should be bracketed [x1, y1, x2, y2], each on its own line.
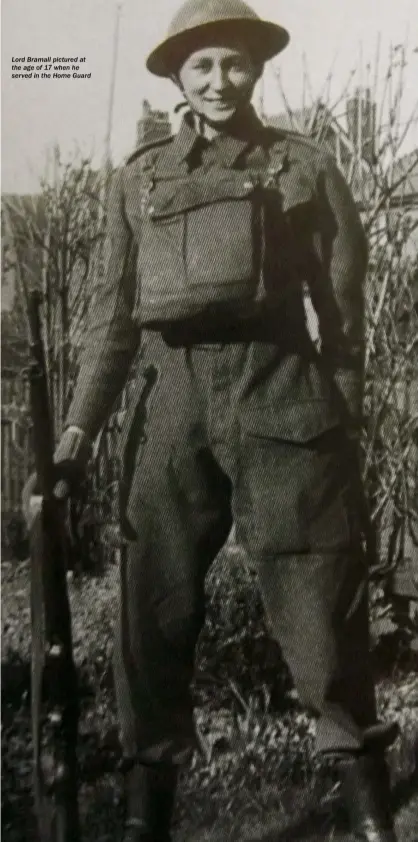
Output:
[191, 60, 212, 73]
[227, 58, 254, 77]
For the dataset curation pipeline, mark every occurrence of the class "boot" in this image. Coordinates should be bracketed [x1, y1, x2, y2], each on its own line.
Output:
[120, 759, 178, 842]
[338, 751, 397, 841]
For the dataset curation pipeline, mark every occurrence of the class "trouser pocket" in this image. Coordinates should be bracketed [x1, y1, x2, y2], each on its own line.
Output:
[236, 406, 353, 557]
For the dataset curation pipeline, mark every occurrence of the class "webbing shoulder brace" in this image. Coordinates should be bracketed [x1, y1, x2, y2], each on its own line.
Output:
[125, 135, 174, 169]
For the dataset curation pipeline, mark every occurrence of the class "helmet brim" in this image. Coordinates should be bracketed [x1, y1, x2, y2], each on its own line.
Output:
[146, 19, 290, 77]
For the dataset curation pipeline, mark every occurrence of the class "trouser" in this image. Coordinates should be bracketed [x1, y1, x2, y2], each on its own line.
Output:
[113, 334, 384, 765]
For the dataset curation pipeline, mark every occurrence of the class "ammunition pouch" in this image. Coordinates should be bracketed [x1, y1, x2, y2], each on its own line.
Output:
[135, 170, 262, 323]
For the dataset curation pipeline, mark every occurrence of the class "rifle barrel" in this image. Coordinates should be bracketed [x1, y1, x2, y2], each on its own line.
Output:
[28, 291, 55, 496]
[27, 289, 81, 841]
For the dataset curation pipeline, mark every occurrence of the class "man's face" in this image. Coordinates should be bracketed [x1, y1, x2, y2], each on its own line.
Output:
[177, 43, 260, 125]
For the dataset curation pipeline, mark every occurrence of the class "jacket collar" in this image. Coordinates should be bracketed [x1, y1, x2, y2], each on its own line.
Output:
[162, 107, 273, 170]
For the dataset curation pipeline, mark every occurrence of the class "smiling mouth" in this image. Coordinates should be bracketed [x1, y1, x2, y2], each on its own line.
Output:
[205, 100, 235, 108]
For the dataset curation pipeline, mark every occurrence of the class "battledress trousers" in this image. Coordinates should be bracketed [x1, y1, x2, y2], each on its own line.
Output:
[114, 330, 379, 765]
[66, 112, 394, 767]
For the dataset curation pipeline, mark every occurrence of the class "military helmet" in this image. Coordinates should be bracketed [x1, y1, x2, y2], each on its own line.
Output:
[146, 0, 290, 77]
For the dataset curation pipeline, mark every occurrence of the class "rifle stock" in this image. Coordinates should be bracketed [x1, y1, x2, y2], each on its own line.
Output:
[28, 290, 80, 842]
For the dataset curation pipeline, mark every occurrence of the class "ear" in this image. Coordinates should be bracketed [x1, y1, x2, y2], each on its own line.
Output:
[253, 62, 264, 83]
[170, 72, 184, 91]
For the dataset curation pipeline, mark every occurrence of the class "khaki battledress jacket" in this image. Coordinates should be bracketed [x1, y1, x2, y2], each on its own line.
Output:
[67, 108, 367, 446]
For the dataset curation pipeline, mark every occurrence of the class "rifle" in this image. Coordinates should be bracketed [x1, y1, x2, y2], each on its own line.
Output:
[27, 290, 80, 841]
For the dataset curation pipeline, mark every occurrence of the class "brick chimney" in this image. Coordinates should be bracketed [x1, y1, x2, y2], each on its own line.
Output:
[346, 88, 376, 164]
[136, 99, 172, 146]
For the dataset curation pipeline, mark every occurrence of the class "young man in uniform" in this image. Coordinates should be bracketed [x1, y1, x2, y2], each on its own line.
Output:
[27, 1, 399, 839]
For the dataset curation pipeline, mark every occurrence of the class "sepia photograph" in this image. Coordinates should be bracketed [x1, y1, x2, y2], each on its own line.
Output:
[1, 1, 418, 840]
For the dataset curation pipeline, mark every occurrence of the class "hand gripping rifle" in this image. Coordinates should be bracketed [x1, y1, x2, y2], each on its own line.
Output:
[27, 290, 80, 841]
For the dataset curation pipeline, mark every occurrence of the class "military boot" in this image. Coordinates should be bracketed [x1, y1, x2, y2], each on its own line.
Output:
[338, 752, 397, 841]
[120, 760, 178, 842]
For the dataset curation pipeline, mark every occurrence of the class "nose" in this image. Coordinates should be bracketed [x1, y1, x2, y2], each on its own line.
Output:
[210, 63, 228, 92]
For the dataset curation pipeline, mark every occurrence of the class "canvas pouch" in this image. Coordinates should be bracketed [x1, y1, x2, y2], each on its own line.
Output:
[136, 170, 261, 323]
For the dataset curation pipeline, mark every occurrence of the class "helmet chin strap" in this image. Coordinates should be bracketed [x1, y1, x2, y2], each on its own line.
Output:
[174, 100, 190, 114]
[172, 87, 209, 136]
[172, 76, 197, 126]
[173, 99, 204, 135]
